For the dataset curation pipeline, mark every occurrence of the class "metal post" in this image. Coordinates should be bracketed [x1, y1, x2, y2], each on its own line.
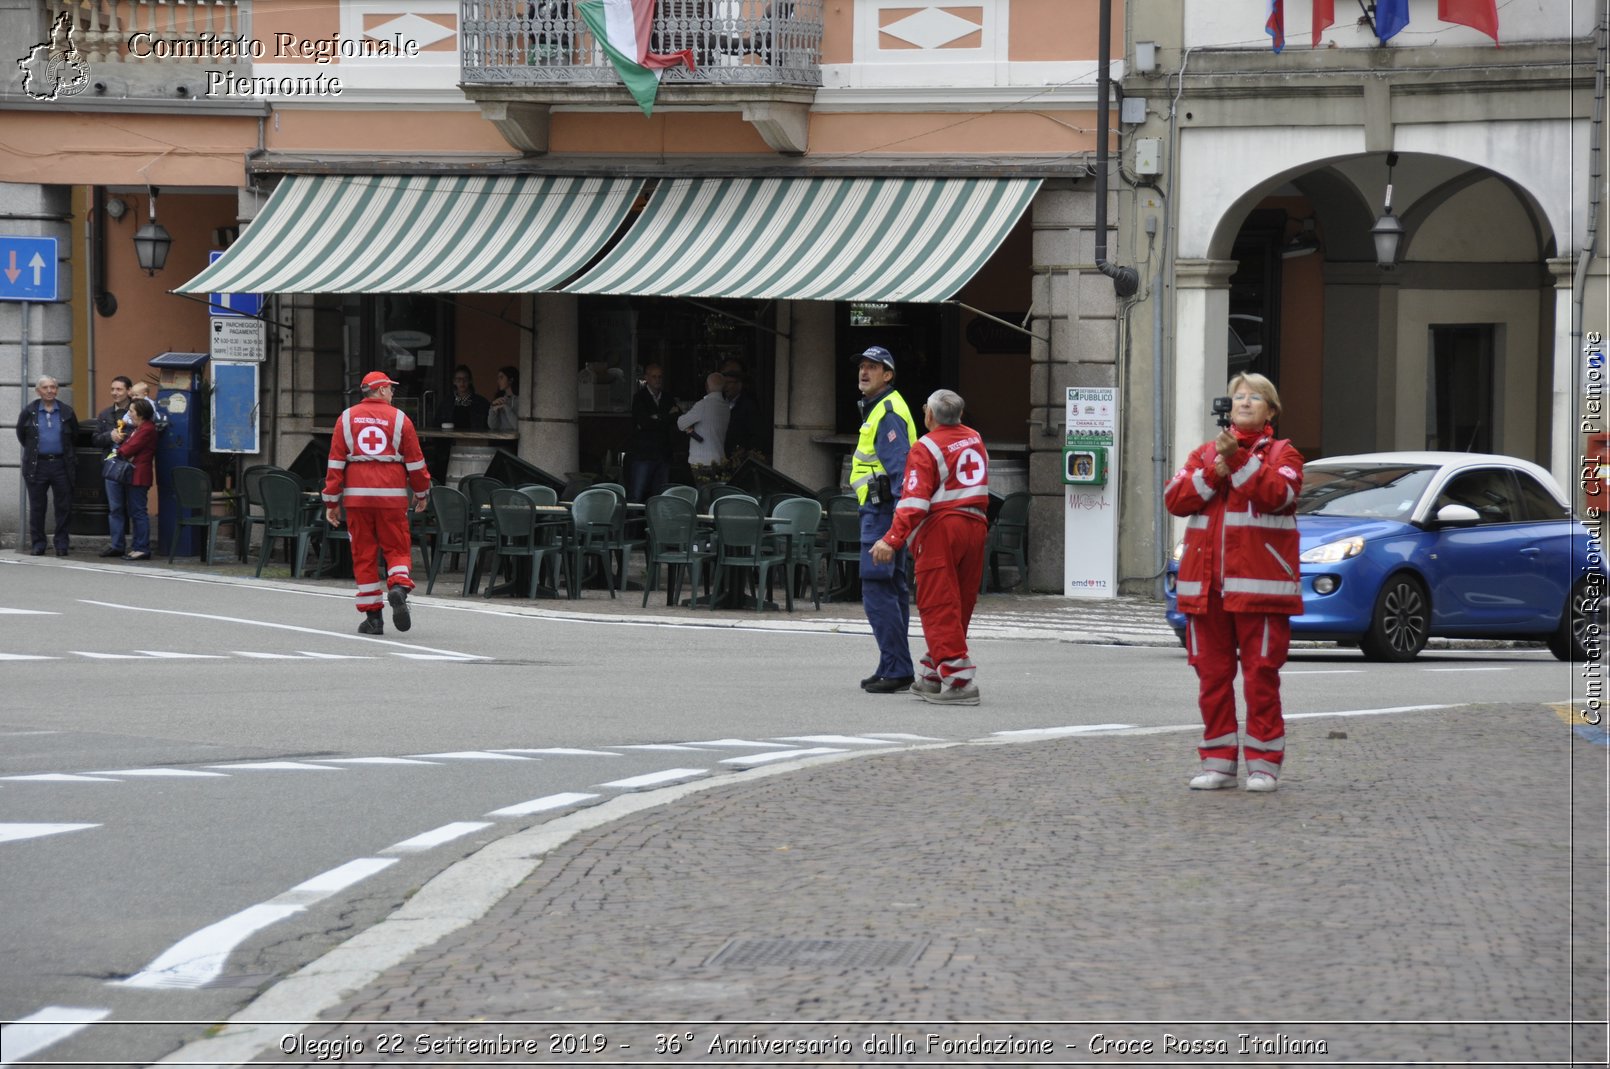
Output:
[17, 302, 28, 549]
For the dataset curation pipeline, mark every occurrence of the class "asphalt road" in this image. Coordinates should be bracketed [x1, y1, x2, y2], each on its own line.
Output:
[0, 556, 1575, 1066]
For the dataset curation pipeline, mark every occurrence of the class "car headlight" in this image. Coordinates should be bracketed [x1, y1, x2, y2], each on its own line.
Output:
[1300, 536, 1365, 564]
[1171, 539, 1185, 562]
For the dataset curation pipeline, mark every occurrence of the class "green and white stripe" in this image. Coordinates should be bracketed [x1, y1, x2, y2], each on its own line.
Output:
[176, 174, 643, 295]
[565, 176, 1041, 302]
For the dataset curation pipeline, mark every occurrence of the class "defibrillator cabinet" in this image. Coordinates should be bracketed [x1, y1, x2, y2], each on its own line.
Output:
[1062, 436, 1109, 486]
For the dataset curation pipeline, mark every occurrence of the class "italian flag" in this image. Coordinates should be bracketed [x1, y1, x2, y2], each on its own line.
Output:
[578, 0, 697, 117]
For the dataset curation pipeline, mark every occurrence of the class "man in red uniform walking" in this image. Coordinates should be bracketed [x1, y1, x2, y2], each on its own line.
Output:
[870, 389, 990, 705]
[323, 371, 432, 635]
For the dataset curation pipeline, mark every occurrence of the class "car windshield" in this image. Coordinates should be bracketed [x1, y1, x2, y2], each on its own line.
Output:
[1296, 465, 1437, 519]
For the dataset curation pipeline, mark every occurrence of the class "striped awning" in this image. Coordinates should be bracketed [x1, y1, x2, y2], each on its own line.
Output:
[175, 174, 643, 295]
[563, 176, 1041, 302]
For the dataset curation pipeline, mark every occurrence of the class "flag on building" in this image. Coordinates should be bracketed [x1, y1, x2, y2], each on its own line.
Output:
[1312, 0, 1334, 46]
[577, 0, 697, 117]
[1439, 0, 1499, 43]
[1266, 0, 1285, 52]
[1375, 0, 1410, 41]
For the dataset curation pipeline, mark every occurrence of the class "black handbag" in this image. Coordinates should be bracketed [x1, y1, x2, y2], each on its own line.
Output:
[101, 456, 134, 484]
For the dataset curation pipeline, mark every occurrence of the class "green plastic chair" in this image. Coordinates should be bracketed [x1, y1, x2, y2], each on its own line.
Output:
[769, 495, 823, 610]
[255, 471, 321, 578]
[483, 489, 567, 599]
[235, 463, 278, 561]
[566, 488, 619, 599]
[517, 483, 559, 506]
[710, 495, 789, 611]
[662, 484, 698, 507]
[426, 485, 496, 596]
[981, 490, 1031, 592]
[642, 495, 714, 607]
[167, 465, 231, 564]
[825, 494, 862, 602]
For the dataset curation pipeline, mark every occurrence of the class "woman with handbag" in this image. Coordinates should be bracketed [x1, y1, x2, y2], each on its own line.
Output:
[115, 398, 159, 560]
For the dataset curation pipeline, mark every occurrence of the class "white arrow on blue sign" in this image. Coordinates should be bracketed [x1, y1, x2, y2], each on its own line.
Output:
[207, 250, 262, 318]
[0, 236, 58, 302]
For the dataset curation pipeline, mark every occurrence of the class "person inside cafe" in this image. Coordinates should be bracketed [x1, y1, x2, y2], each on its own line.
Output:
[488, 365, 519, 433]
[678, 371, 731, 468]
[723, 367, 761, 457]
[434, 364, 490, 430]
[626, 363, 679, 502]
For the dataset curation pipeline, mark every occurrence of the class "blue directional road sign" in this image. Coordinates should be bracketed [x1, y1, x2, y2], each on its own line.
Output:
[207, 250, 262, 318]
[0, 236, 58, 302]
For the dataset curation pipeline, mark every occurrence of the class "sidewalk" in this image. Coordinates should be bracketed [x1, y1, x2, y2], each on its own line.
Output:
[169, 701, 1605, 1067]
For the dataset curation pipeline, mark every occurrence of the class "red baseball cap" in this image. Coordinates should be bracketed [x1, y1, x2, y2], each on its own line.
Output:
[361, 371, 400, 390]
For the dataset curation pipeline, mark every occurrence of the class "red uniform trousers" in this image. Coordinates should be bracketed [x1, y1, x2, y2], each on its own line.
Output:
[911, 512, 987, 686]
[347, 507, 415, 614]
[1185, 588, 1289, 779]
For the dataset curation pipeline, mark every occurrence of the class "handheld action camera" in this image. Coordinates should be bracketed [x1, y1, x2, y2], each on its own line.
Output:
[1212, 396, 1233, 428]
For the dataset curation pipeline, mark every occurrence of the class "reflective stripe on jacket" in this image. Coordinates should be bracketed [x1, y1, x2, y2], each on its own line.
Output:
[323, 398, 431, 510]
[1164, 429, 1304, 616]
[850, 390, 917, 505]
[882, 423, 990, 550]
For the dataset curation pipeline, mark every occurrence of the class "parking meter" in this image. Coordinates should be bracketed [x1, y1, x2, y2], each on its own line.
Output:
[148, 352, 210, 555]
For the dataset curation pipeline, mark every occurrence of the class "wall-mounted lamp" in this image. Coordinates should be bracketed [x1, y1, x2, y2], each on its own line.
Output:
[104, 196, 127, 221]
[132, 187, 172, 276]
[1282, 217, 1320, 259]
[1370, 152, 1404, 270]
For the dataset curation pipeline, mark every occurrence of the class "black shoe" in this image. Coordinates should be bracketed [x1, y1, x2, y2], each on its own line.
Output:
[388, 586, 411, 633]
[864, 675, 916, 694]
[99, 546, 124, 557]
[55, 548, 69, 557]
[860, 673, 882, 689]
[29, 546, 46, 556]
[123, 551, 150, 561]
[357, 612, 384, 636]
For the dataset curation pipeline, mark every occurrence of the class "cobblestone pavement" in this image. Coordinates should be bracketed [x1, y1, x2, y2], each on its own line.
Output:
[166, 701, 1605, 1068]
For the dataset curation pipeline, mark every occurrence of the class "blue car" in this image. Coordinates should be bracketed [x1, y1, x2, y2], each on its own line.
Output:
[1164, 451, 1605, 661]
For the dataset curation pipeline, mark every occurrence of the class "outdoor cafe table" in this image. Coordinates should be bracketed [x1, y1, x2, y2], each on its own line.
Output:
[684, 515, 797, 611]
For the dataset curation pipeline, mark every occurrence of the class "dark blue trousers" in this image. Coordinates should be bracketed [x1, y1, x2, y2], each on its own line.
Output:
[26, 457, 72, 552]
[860, 502, 911, 678]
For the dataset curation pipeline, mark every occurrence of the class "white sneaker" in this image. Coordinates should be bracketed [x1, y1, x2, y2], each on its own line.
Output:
[911, 676, 941, 695]
[918, 682, 980, 706]
[1188, 770, 1238, 790]
[1245, 772, 1279, 792]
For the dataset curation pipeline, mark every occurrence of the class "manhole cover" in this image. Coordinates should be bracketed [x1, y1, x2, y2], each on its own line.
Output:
[705, 938, 928, 969]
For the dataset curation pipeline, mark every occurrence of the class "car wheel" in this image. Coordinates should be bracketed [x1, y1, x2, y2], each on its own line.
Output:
[1360, 574, 1429, 662]
[1547, 578, 1605, 662]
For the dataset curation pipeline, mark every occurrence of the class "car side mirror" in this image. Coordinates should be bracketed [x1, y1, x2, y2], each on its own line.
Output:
[1434, 503, 1481, 527]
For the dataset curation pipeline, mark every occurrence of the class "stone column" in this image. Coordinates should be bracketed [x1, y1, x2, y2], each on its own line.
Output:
[1319, 262, 1390, 457]
[770, 300, 836, 490]
[1549, 256, 1581, 495]
[529, 291, 578, 475]
[1172, 258, 1237, 458]
[0, 183, 73, 547]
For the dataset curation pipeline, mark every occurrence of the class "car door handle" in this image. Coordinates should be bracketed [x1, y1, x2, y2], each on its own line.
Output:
[1520, 547, 1542, 557]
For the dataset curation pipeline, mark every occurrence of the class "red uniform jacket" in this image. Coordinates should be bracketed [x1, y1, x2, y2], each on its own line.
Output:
[1165, 426, 1304, 616]
[323, 398, 431, 510]
[881, 422, 990, 550]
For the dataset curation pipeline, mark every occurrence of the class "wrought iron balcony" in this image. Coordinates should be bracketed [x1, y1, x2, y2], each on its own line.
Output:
[460, 0, 823, 89]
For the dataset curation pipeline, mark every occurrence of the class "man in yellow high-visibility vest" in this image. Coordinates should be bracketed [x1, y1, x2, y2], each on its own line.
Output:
[850, 346, 918, 693]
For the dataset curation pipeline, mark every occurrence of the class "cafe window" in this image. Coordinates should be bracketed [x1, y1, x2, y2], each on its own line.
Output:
[836, 301, 957, 434]
[339, 294, 456, 425]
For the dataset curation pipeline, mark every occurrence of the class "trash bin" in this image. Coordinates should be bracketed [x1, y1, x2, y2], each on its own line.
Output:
[70, 423, 113, 537]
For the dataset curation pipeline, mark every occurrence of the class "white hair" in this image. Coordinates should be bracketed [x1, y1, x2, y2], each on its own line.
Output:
[925, 389, 965, 425]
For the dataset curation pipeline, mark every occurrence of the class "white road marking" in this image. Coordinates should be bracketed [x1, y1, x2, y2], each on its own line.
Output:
[1423, 666, 1513, 672]
[616, 744, 714, 751]
[991, 724, 1135, 738]
[0, 822, 98, 843]
[598, 768, 708, 790]
[323, 756, 441, 765]
[862, 733, 945, 741]
[117, 903, 302, 989]
[0, 607, 58, 614]
[681, 738, 795, 749]
[71, 651, 147, 659]
[773, 735, 903, 746]
[233, 652, 316, 659]
[204, 762, 340, 772]
[382, 823, 493, 854]
[0, 653, 55, 660]
[295, 652, 373, 659]
[392, 653, 485, 661]
[1285, 704, 1457, 719]
[0, 773, 120, 783]
[493, 748, 621, 757]
[409, 751, 535, 761]
[0, 1006, 110, 1066]
[86, 769, 227, 778]
[120, 859, 398, 990]
[131, 651, 229, 659]
[486, 792, 600, 818]
[79, 600, 485, 659]
[720, 748, 846, 768]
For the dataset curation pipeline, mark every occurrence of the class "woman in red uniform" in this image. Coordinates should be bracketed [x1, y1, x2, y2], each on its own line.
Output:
[1164, 373, 1304, 792]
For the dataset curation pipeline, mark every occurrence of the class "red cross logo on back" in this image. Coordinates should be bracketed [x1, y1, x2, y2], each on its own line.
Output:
[356, 425, 390, 456]
[955, 448, 985, 486]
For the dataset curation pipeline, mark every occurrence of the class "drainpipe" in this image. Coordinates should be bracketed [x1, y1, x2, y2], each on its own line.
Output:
[1095, 0, 1139, 299]
[1572, 2, 1607, 493]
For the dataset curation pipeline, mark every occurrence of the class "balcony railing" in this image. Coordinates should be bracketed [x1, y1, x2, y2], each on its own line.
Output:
[461, 0, 822, 88]
[43, 0, 245, 64]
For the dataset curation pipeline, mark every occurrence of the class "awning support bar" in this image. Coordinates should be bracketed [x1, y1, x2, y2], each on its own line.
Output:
[950, 301, 1049, 345]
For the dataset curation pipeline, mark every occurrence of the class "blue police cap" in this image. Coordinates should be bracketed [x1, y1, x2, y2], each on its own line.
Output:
[855, 346, 895, 370]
